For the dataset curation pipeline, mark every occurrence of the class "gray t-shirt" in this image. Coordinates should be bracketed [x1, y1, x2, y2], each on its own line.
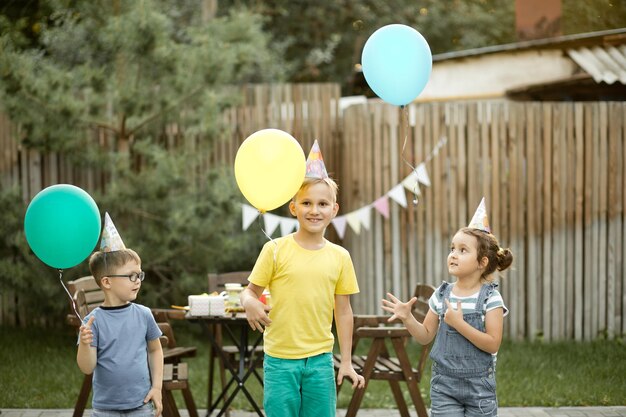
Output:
[80, 303, 161, 410]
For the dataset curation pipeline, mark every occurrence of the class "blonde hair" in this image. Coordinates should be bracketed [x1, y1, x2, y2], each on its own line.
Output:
[293, 177, 339, 203]
[89, 248, 141, 287]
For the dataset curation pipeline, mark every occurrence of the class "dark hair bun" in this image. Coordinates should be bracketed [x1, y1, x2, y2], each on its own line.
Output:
[496, 248, 514, 271]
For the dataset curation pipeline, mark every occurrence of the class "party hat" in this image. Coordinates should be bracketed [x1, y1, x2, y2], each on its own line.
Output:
[468, 197, 491, 233]
[305, 140, 329, 179]
[99, 212, 126, 252]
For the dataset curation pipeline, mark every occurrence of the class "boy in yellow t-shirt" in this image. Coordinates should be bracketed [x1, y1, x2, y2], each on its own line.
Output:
[240, 140, 364, 417]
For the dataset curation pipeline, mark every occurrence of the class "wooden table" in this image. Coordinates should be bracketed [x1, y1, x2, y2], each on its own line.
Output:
[187, 313, 264, 417]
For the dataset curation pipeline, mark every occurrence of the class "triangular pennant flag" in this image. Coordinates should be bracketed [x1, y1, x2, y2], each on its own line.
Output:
[373, 196, 390, 218]
[387, 184, 407, 208]
[401, 174, 421, 195]
[100, 212, 126, 252]
[468, 197, 491, 233]
[332, 216, 348, 239]
[346, 212, 362, 234]
[305, 139, 329, 179]
[357, 206, 372, 230]
[242, 204, 259, 231]
[263, 213, 281, 236]
[415, 163, 431, 187]
[280, 218, 299, 236]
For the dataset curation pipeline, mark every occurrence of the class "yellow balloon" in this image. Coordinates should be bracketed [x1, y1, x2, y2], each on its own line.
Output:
[234, 129, 306, 212]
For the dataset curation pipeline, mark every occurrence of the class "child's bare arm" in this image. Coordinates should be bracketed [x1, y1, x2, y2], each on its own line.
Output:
[241, 282, 272, 332]
[77, 316, 97, 374]
[334, 294, 365, 389]
[145, 338, 164, 417]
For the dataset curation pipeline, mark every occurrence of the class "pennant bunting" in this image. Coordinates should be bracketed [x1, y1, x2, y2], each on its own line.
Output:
[332, 216, 348, 239]
[280, 218, 299, 236]
[242, 204, 259, 230]
[401, 174, 421, 195]
[388, 184, 408, 208]
[240, 136, 447, 239]
[373, 196, 390, 218]
[357, 206, 372, 230]
[346, 212, 362, 234]
[263, 213, 281, 236]
[415, 163, 431, 187]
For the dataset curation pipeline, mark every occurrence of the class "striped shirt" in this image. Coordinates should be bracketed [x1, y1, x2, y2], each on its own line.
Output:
[429, 283, 509, 317]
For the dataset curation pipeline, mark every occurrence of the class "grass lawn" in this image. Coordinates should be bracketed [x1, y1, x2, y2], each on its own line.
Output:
[1, 323, 624, 409]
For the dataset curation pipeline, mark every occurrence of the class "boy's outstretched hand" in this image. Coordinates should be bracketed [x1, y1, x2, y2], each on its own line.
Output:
[337, 362, 365, 389]
[79, 316, 95, 345]
[381, 292, 417, 322]
[144, 388, 162, 417]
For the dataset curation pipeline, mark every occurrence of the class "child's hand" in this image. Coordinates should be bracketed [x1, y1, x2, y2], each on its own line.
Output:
[144, 387, 162, 417]
[381, 293, 417, 322]
[243, 297, 272, 332]
[337, 362, 365, 389]
[79, 316, 95, 346]
[444, 299, 463, 328]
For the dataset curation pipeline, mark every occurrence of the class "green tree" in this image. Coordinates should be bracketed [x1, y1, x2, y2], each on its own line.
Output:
[0, 0, 284, 152]
[0, 0, 281, 324]
[220, 0, 515, 94]
[562, 0, 626, 34]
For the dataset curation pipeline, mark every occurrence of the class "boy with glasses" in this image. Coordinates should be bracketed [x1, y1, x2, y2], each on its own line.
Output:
[77, 213, 164, 417]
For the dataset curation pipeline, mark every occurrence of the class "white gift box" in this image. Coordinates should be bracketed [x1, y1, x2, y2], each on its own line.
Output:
[188, 295, 225, 316]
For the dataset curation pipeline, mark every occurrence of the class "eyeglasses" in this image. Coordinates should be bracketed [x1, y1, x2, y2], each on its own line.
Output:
[107, 271, 145, 282]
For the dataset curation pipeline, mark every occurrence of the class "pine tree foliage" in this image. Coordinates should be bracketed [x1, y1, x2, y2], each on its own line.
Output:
[0, 0, 282, 324]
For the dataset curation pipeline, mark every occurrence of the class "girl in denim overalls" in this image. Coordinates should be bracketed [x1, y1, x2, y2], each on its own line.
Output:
[382, 219, 513, 417]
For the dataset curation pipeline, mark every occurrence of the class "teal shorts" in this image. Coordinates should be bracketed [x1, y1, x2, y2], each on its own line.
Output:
[263, 352, 336, 417]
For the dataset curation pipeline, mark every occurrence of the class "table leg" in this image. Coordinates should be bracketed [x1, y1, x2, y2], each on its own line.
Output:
[202, 320, 265, 417]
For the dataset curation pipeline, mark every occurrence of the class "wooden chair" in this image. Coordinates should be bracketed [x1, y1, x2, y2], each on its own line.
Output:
[159, 322, 199, 417]
[66, 276, 197, 417]
[334, 284, 435, 417]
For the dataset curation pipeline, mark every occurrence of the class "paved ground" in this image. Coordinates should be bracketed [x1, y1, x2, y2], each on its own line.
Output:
[2, 408, 626, 417]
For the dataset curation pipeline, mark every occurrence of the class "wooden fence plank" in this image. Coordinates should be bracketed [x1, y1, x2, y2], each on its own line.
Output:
[541, 104, 553, 340]
[526, 103, 538, 340]
[607, 102, 622, 338]
[598, 103, 608, 336]
[565, 103, 575, 339]
[622, 102, 626, 338]
[574, 103, 584, 341]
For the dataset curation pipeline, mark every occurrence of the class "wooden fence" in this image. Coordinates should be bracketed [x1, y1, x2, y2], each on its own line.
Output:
[340, 100, 625, 341]
[1, 84, 624, 340]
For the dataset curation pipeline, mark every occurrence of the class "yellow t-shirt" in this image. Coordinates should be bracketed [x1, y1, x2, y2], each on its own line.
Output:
[248, 234, 359, 359]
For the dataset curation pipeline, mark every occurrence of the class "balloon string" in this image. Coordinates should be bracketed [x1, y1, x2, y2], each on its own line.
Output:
[257, 213, 279, 264]
[399, 105, 419, 204]
[59, 269, 83, 322]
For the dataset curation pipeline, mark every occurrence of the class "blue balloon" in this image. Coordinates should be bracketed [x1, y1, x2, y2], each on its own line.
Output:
[24, 184, 101, 269]
[361, 24, 432, 106]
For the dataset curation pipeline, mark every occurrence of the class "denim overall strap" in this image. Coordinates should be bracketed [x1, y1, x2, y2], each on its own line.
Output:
[438, 281, 452, 315]
[430, 282, 496, 377]
[475, 282, 498, 314]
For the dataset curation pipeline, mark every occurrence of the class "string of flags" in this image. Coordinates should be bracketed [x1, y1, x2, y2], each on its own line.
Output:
[241, 136, 448, 239]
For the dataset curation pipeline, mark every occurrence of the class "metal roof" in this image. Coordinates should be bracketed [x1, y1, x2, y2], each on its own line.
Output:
[567, 45, 626, 84]
[433, 28, 626, 62]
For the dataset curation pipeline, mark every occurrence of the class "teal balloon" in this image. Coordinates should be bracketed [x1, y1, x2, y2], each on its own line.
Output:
[24, 184, 101, 269]
[361, 24, 432, 106]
